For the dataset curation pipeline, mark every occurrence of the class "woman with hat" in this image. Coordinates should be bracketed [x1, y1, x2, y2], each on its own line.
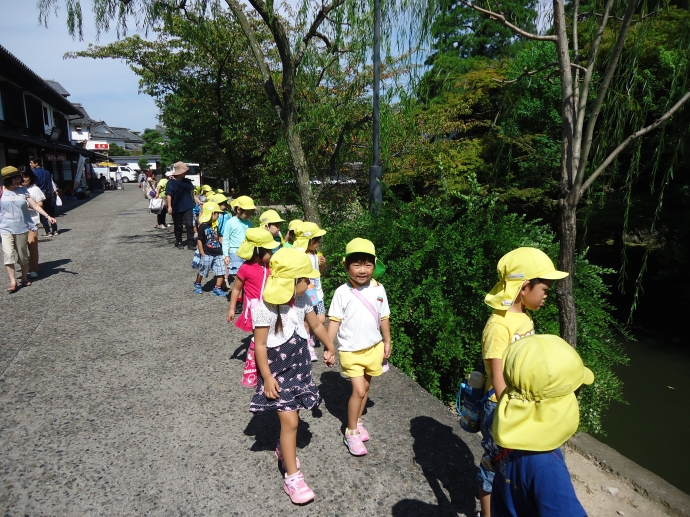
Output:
[1, 166, 56, 292]
[249, 248, 336, 504]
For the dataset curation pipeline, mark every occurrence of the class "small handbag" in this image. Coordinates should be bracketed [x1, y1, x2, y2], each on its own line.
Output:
[149, 197, 165, 213]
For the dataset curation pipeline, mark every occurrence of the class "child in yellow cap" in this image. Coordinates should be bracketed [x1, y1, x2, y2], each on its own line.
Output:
[294, 222, 328, 361]
[491, 334, 592, 516]
[259, 209, 286, 249]
[227, 228, 280, 388]
[222, 195, 256, 280]
[327, 238, 390, 456]
[249, 248, 336, 505]
[192, 202, 225, 296]
[283, 219, 302, 248]
[477, 247, 568, 517]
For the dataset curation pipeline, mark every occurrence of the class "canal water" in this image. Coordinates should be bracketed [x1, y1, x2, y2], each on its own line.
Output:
[595, 332, 690, 494]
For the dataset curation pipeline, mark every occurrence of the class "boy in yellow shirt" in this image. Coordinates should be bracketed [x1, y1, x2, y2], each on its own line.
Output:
[477, 247, 568, 517]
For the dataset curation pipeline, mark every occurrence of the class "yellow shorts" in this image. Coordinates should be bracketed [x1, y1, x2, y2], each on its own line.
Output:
[339, 342, 384, 378]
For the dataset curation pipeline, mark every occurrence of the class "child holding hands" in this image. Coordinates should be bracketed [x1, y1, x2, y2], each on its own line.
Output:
[249, 248, 336, 505]
[327, 238, 390, 456]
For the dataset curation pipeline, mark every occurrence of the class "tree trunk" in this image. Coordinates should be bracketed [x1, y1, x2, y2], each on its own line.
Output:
[284, 116, 321, 225]
[556, 199, 578, 347]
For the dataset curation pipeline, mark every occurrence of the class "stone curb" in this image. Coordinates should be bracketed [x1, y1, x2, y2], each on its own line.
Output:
[568, 433, 690, 516]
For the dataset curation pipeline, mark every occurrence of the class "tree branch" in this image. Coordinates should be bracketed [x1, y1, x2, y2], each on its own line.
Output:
[495, 61, 586, 84]
[328, 114, 373, 176]
[457, 0, 557, 41]
[573, 0, 638, 198]
[580, 91, 690, 194]
[295, 0, 348, 67]
[593, 10, 655, 23]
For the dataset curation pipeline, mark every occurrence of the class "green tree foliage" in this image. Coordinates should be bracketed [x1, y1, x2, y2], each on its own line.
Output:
[107, 143, 130, 156]
[66, 11, 281, 192]
[320, 183, 627, 434]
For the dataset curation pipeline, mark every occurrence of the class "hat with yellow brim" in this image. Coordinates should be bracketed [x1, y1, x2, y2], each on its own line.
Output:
[1, 166, 21, 180]
[343, 237, 386, 279]
[232, 195, 256, 210]
[210, 193, 228, 205]
[492, 334, 594, 451]
[263, 248, 321, 305]
[237, 228, 281, 260]
[198, 201, 222, 224]
[201, 184, 213, 193]
[288, 219, 303, 232]
[260, 209, 286, 225]
[293, 222, 327, 251]
[484, 247, 568, 310]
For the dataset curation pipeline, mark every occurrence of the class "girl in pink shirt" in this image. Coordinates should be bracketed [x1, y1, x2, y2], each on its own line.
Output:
[227, 228, 279, 387]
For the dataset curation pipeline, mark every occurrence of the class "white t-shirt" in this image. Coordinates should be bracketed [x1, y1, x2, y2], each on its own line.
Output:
[251, 294, 313, 348]
[26, 184, 46, 225]
[328, 280, 390, 352]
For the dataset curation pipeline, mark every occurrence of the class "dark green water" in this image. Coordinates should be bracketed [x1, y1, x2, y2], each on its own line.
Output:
[595, 334, 690, 494]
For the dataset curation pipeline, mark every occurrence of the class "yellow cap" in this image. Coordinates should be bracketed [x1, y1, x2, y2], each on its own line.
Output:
[343, 238, 386, 278]
[293, 222, 327, 251]
[216, 188, 224, 194]
[231, 195, 256, 210]
[199, 201, 222, 223]
[260, 209, 286, 225]
[484, 247, 568, 310]
[288, 219, 303, 232]
[237, 228, 280, 260]
[201, 184, 213, 192]
[263, 248, 321, 305]
[492, 334, 594, 451]
[210, 193, 228, 205]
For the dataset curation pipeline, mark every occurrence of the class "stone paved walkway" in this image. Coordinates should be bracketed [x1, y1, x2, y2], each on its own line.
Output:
[1, 188, 482, 516]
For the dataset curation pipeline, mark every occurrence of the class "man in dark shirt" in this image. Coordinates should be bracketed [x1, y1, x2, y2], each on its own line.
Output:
[166, 161, 197, 249]
[29, 157, 58, 236]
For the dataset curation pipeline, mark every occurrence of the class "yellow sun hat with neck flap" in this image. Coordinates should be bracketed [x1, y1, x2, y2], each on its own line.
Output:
[492, 334, 594, 451]
[231, 195, 256, 211]
[484, 247, 568, 310]
[343, 238, 386, 279]
[263, 248, 321, 305]
[293, 221, 327, 251]
[237, 228, 280, 260]
[199, 201, 222, 224]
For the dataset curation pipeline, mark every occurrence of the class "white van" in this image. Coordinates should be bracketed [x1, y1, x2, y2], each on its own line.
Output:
[166, 163, 201, 186]
[94, 165, 138, 183]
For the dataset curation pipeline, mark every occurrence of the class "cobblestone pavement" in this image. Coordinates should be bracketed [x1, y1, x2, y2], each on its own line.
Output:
[1, 188, 482, 516]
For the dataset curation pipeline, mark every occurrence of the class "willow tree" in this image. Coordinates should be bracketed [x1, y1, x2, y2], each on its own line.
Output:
[405, 0, 690, 347]
[39, 0, 379, 224]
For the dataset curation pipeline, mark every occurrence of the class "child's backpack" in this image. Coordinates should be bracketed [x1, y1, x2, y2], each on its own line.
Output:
[456, 361, 494, 433]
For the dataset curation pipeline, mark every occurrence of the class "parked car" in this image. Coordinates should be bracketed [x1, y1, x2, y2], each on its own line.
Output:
[93, 165, 138, 183]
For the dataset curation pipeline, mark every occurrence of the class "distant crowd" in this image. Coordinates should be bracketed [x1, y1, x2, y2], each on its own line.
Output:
[139, 161, 592, 516]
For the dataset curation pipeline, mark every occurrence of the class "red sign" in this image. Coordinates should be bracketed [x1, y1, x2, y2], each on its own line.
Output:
[93, 143, 109, 149]
[45, 153, 67, 162]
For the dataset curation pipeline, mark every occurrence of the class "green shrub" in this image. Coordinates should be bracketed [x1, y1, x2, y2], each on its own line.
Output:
[320, 186, 627, 434]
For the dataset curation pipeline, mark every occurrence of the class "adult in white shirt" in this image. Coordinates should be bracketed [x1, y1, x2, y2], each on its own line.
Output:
[1, 166, 56, 292]
[22, 168, 46, 278]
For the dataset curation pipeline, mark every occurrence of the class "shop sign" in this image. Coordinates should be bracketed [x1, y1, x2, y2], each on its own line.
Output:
[86, 141, 109, 150]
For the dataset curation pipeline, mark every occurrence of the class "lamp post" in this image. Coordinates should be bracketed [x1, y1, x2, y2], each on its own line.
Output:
[369, 0, 382, 213]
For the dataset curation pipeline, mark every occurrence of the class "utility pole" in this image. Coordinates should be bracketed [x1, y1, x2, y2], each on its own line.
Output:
[369, 0, 383, 213]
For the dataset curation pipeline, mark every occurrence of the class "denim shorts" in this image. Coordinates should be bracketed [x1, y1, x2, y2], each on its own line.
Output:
[476, 398, 501, 493]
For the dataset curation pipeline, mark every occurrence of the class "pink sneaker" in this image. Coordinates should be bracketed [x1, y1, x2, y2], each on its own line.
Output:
[357, 420, 369, 442]
[283, 471, 315, 504]
[343, 428, 367, 456]
[275, 443, 300, 470]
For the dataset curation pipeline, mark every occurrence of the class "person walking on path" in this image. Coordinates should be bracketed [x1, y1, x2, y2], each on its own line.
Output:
[166, 162, 198, 249]
[490, 334, 591, 517]
[192, 202, 226, 296]
[327, 238, 390, 457]
[154, 171, 173, 229]
[222, 195, 256, 278]
[249, 248, 336, 505]
[21, 168, 45, 278]
[28, 157, 58, 237]
[283, 219, 302, 248]
[1, 166, 56, 292]
[478, 247, 567, 517]
[227, 228, 279, 388]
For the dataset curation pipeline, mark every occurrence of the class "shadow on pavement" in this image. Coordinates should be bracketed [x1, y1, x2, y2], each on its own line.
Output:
[391, 416, 478, 517]
[244, 411, 314, 452]
[230, 335, 253, 362]
[318, 370, 374, 434]
[36, 258, 76, 280]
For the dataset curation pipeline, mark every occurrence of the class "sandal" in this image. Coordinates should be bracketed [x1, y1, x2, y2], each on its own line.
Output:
[7, 284, 17, 293]
[20, 280, 32, 287]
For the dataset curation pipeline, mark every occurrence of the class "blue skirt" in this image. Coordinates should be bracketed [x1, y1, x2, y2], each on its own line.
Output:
[249, 332, 321, 413]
